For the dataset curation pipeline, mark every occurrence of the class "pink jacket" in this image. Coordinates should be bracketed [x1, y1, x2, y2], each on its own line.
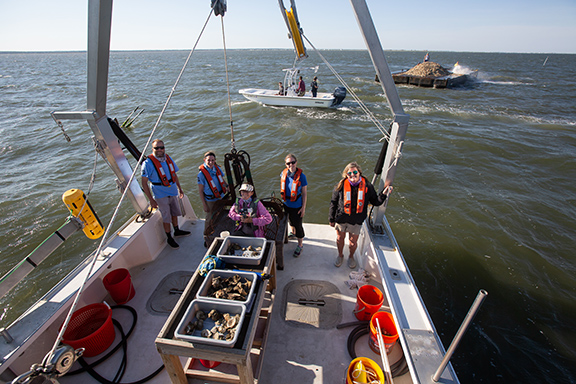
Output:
[228, 199, 272, 238]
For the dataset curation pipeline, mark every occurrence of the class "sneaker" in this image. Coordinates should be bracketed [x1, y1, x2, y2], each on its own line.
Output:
[348, 258, 357, 269]
[173, 229, 191, 237]
[334, 255, 343, 267]
[288, 232, 297, 240]
[293, 246, 303, 258]
[167, 237, 179, 249]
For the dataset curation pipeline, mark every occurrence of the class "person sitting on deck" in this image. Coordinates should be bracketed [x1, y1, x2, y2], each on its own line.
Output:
[296, 76, 305, 96]
[228, 183, 272, 237]
[277, 81, 285, 95]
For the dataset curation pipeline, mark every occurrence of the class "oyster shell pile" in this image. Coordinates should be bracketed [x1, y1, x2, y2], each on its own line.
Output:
[403, 62, 451, 77]
[225, 242, 262, 257]
[207, 274, 252, 301]
[183, 309, 241, 341]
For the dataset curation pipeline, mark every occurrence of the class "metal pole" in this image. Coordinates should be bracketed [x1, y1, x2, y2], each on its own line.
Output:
[432, 289, 488, 382]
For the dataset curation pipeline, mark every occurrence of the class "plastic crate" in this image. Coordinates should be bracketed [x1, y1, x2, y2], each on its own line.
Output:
[216, 236, 266, 265]
[196, 269, 257, 312]
[174, 298, 246, 347]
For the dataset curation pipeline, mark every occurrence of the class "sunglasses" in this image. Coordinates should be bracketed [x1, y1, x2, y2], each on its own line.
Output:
[153, 146, 165, 150]
[286, 161, 296, 165]
[347, 170, 359, 176]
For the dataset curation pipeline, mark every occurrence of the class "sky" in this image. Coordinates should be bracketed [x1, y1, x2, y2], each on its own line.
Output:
[1, 0, 575, 54]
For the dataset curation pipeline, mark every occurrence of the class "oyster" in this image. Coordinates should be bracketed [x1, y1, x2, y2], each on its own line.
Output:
[208, 309, 221, 321]
[201, 329, 212, 338]
[195, 310, 207, 321]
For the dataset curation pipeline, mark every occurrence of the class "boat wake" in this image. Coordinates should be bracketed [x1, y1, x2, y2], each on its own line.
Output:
[450, 63, 476, 75]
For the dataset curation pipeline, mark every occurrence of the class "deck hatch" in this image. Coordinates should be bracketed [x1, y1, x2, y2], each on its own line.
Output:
[282, 280, 342, 329]
[146, 271, 193, 315]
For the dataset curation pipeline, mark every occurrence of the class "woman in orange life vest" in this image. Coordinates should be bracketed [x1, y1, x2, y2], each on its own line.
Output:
[329, 162, 392, 268]
[197, 151, 228, 244]
[280, 153, 307, 258]
[141, 139, 190, 249]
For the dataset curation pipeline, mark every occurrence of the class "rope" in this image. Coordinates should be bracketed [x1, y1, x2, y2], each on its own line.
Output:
[220, 16, 235, 151]
[302, 34, 390, 142]
[46, 4, 218, 368]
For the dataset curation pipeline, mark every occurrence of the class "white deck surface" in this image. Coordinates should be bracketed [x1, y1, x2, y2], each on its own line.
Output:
[54, 220, 410, 384]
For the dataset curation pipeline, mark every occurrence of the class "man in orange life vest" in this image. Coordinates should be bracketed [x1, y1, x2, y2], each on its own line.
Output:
[141, 139, 190, 249]
[197, 151, 228, 244]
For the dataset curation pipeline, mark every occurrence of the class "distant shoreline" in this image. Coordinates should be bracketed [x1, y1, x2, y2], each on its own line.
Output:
[1, 49, 573, 55]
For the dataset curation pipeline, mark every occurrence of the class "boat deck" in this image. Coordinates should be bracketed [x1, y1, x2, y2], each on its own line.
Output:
[56, 219, 410, 384]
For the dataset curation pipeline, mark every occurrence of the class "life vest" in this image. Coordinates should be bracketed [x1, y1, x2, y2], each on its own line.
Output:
[148, 154, 177, 187]
[280, 168, 302, 202]
[343, 177, 367, 215]
[199, 164, 226, 199]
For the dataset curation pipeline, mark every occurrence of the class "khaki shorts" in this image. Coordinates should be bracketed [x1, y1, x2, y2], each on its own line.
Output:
[157, 195, 182, 223]
[335, 222, 362, 235]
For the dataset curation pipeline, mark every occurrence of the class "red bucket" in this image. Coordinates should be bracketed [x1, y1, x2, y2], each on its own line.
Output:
[200, 359, 221, 368]
[103, 268, 135, 304]
[62, 303, 115, 357]
[354, 284, 384, 321]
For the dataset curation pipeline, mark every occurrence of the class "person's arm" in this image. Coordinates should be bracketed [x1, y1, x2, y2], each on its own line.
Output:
[299, 185, 307, 218]
[173, 173, 184, 198]
[329, 188, 339, 226]
[252, 202, 273, 226]
[198, 183, 209, 212]
[367, 181, 392, 206]
[228, 203, 242, 221]
[141, 176, 157, 209]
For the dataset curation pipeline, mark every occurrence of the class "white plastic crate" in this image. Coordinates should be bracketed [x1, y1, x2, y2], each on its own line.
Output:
[196, 269, 257, 312]
[174, 298, 246, 347]
[216, 236, 266, 265]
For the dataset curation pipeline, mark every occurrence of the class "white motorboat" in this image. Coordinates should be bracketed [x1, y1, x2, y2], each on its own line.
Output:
[238, 88, 341, 108]
[0, 1, 475, 384]
[238, 1, 346, 109]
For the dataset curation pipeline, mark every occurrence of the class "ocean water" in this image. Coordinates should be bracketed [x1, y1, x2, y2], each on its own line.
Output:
[1, 49, 575, 383]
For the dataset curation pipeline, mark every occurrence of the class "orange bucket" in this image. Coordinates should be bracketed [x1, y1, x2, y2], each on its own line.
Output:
[369, 311, 399, 354]
[103, 268, 135, 304]
[354, 285, 384, 321]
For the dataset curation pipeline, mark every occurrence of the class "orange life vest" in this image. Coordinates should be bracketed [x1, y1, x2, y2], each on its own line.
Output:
[148, 154, 177, 187]
[343, 177, 367, 215]
[280, 168, 302, 202]
[199, 164, 226, 199]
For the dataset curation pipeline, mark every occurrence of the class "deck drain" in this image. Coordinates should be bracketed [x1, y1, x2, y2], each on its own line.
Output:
[146, 271, 193, 315]
[282, 280, 341, 329]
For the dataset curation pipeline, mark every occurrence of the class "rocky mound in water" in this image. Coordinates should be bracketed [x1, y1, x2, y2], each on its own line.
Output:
[403, 62, 451, 77]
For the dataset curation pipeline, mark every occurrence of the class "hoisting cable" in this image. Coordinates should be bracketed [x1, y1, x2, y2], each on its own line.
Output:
[219, 13, 236, 152]
[302, 34, 391, 141]
[44, 3, 218, 373]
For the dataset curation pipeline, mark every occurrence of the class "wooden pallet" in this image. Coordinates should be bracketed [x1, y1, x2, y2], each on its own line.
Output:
[155, 240, 276, 384]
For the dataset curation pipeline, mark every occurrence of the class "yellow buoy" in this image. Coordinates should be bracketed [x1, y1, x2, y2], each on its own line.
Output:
[62, 189, 104, 239]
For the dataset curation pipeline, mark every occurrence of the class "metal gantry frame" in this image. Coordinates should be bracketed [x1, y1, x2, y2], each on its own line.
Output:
[51, 0, 148, 216]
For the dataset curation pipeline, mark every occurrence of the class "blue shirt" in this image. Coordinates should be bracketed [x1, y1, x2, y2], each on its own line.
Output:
[281, 170, 307, 208]
[141, 157, 179, 199]
[197, 164, 226, 202]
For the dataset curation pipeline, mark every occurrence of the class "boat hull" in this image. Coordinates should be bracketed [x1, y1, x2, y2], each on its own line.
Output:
[239, 88, 335, 108]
